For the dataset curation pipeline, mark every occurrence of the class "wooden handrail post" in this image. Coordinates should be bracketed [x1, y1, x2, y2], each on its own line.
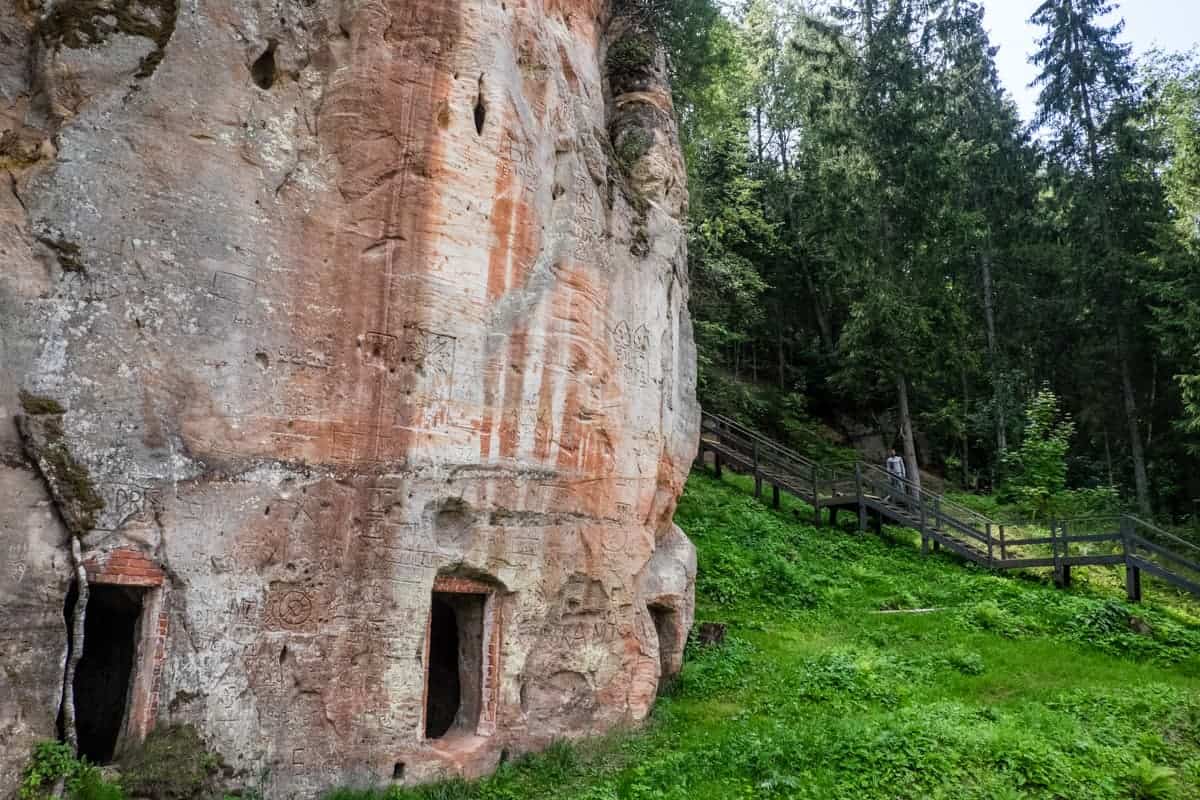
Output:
[855, 462, 865, 533]
[811, 464, 820, 528]
[986, 522, 994, 566]
[919, 496, 929, 555]
[999, 525, 1007, 563]
[1052, 521, 1065, 588]
[752, 442, 761, 499]
[1121, 516, 1142, 603]
[933, 496, 942, 532]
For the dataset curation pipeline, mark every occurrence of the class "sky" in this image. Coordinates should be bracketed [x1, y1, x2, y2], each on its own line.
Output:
[981, 0, 1200, 122]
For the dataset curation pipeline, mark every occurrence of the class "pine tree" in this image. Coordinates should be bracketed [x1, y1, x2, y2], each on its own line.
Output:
[1030, 0, 1158, 516]
[1031, 0, 1133, 171]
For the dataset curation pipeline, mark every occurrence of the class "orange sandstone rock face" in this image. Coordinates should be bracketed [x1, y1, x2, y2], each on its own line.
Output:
[0, 0, 696, 796]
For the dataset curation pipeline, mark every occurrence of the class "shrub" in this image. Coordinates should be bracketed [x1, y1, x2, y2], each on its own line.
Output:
[18, 741, 125, 800]
[119, 724, 222, 800]
[946, 648, 986, 676]
[1128, 758, 1177, 800]
[999, 388, 1075, 520]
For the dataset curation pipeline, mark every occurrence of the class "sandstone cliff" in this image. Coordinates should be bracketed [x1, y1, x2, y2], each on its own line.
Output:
[0, 0, 698, 795]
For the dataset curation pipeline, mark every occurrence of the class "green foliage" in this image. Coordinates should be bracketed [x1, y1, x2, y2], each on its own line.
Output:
[1178, 370, 1200, 456]
[1128, 758, 1178, 800]
[19, 741, 125, 800]
[999, 389, 1078, 519]
[20, 741, 78, 800]
[607, 32, 657, 87]
[670, 0, 1200, 519]
[118, 724, 222, 800]
[614, 128, 653, 173]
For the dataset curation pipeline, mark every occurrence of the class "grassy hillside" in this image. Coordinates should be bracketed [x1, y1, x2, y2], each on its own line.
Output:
[339, 470, 1200, 800]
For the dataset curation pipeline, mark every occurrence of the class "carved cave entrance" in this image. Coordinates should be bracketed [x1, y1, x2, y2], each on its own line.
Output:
[649, 605, 679, 686]
[423, 576, 502, 741]
[60, 549, 167, 763]
[62, 583, 142, 763]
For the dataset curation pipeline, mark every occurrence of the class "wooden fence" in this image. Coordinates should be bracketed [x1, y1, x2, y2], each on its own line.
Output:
[698, 411, 1200, 603]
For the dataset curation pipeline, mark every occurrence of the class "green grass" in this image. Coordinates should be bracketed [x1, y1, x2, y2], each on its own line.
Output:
[339, 468, 1200, 798]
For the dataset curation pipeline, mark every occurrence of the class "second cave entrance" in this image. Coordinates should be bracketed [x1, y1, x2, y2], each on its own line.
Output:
[424, 591, 486, 739]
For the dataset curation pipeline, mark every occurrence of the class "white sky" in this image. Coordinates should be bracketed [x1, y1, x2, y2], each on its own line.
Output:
[981, 0, 1200, 121]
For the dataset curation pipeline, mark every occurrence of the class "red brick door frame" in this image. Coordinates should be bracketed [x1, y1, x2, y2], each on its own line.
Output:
[423, 576, 502, 739]
[81, 548, 168, 754]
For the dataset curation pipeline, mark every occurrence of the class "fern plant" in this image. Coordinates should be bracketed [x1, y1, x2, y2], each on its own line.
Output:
[1129, 758, 1177, 800]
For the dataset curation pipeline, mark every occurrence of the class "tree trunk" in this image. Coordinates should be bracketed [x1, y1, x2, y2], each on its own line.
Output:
[1104, 428, 1115, 488]
[980, 249, 1006, 455]
[1119, 324, 1152, 516]
[961, 365, 970, 488]
[801, 266, 834, 353]
[1147, 355, 1158, 448]
[785, 190, 834, 354]
[896, 373, 921, 495]
[61, 536, 88, 753]
[755, 105, 764, 163]
[777, 316, 786, 391]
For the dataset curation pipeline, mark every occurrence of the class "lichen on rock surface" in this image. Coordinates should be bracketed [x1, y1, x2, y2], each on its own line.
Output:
[17, 407, 106, 535]
[0, 0, 699, 796]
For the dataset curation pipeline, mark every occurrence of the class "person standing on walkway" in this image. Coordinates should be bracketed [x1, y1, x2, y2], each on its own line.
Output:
[885, 448, 907, 500]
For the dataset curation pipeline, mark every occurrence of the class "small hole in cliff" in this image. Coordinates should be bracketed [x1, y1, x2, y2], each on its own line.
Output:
[392, 762, 405, 780]
[255, 351, 270, 369]
[264, 506, 271, 516]
[279, 645, 288, 664]
[251, 44, 277, 90]
[473, 77, 487, 135]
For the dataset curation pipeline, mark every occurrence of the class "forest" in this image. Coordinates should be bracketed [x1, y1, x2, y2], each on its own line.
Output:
[646, 0, 1200, 523]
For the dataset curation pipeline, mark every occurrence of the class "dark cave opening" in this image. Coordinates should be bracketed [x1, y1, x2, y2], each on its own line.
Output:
[649, 604, 678, 682]
[251, 44, 277, 90]
[61, 583, 143, 763]
[425, 592, 484, 739]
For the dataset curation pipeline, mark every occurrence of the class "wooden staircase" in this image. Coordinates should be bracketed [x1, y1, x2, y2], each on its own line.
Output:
[697, 411, 1200, 603]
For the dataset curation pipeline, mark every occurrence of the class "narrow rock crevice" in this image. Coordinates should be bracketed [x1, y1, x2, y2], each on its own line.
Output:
[473, 75, 487, 135]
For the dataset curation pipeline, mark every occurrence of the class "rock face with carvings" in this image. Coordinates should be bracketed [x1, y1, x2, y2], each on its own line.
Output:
[0, 0, 698, 796]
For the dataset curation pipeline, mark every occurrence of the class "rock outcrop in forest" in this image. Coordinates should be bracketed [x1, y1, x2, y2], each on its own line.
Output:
[0, 0, 698, 795]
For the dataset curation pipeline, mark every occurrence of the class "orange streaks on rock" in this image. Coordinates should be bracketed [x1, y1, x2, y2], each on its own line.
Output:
[498, 325, 530, 459]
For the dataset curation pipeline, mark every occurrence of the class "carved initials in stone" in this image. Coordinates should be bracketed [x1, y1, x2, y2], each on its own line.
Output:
[611, 322, 650, 387]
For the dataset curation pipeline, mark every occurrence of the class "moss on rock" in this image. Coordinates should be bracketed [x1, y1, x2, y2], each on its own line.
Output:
[37, 0, 179, 79]
[16, 407, 105, 535]
[36, 235, 86, 274]
[118, 725, 224, 800]
[606, 32, 657, 95]
[18, 390, 66, 416]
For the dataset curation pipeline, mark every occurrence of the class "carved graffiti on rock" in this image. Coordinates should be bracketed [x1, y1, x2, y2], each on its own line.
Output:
[362, 332, 399, 369]
[211, 271, 257, 305]
[611, 322, 650, 387]
[266, 585, 322, 631]
[278, 591, 313, 626]
[94, 483, 162, 531]
[402, 324, 456, 398]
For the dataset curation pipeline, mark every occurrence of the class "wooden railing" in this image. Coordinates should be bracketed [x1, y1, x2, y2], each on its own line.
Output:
[697, 410, 1200, 603]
